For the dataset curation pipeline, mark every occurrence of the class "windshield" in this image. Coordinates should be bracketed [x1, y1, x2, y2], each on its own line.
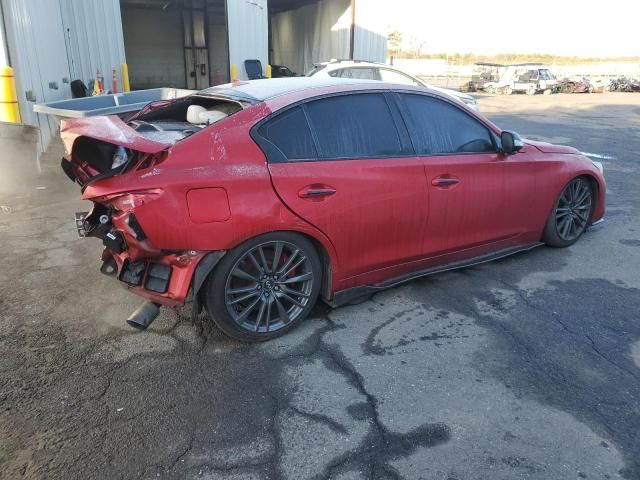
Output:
[541, 69, 555, 80]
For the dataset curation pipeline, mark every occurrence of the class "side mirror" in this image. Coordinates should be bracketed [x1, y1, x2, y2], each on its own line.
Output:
[500, 130, 524, 155]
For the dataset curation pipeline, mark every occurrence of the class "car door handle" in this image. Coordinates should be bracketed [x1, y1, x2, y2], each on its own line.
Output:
[431, 176, 460, 187]
[298, 185, 337, 199]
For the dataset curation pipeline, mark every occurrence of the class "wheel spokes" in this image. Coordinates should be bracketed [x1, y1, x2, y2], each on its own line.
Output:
[258, 246, 270, 273]
[281, 286, 311, 298]
[254, 300, 267, 332]
[280, 256, 307, 279]
[225, 241, 314, 333]
[555, 179, 592, 241]
[272, 242, 284, 273]
[228, 290, 259, 305]
[232, 267, 258, 282]
[235, 296, 261, 323]
[278, 272, 313, 285]
[278, 291, 306, 309]
[276, 249, 299, 276]
[228, 285, 258, 295]
[274, 295, 291, 325]
[264, 299, 272, 332]
[247, 252, 264, 274]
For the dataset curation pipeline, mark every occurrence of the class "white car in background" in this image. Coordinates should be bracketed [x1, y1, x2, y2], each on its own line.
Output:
[308, 60, 480, 111]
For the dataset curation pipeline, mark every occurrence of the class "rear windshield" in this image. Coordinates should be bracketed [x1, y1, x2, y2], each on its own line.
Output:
[128, 95, 245, 144]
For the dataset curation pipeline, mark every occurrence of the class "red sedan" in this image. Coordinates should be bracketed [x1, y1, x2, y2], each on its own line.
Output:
[61, 78, 605, 341]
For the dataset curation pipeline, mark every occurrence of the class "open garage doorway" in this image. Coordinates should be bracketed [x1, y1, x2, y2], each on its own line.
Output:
[120, 0, 229, 90]
[268, 0, 387, 77]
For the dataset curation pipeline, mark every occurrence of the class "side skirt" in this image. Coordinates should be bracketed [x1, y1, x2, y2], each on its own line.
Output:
[326, 243, 544, 308]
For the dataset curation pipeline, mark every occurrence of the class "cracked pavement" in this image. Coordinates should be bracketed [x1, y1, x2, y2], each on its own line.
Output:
[1, 93, 640, 479]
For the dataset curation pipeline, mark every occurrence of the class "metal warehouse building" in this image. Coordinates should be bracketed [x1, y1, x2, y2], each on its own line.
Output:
[0, 0, 387, 154]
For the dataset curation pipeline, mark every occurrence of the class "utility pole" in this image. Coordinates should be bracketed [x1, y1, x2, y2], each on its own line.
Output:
[349, 0, 356, 60]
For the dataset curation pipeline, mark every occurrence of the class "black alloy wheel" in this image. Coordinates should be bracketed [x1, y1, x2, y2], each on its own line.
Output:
[205, 233, 321, 342]
[543, 177, 594, 247]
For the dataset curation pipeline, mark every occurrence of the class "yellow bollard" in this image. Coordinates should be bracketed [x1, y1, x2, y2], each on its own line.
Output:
[230, 64, 237, 82]
[121, 63, 131, 92]
[0, 66, 21, 124]
[266, 64, 272, 79]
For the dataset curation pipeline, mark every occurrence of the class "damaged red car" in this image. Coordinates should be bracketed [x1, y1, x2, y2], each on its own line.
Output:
[61, 78, 606, 342]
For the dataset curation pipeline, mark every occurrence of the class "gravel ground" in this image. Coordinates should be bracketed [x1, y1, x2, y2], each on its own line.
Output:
[1, 92, 639, 480]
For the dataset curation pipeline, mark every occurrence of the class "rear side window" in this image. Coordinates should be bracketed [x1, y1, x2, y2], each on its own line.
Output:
[257, 107, 317, 160]
[329, 68, 379, 80]
[305, 93, 403, 159]
[400, 94, 495, 155]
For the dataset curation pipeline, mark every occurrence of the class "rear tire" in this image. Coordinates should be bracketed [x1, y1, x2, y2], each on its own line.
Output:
[542, 177, 594, 248]
[205, 232, 322, 342]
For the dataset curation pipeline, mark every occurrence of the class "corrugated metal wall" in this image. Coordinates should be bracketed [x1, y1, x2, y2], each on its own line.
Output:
[2, 0, 71, 153]
[271, 0, 350, 76]
[1, 0, 125, 153]
[59, 0, 126, 90]
[227, 0, 268, 80]
[353, 0, 387, 63]
[269, 0, 387, 74]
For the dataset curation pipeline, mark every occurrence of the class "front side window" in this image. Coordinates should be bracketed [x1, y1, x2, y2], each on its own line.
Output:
[400, 94, 495, 155]
[305, 93, 403, 159]
[257, 107, 317, 160]
[379, 69, 422, 86]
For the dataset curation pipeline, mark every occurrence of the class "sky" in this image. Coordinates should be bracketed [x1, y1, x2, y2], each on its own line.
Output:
[378, 0, 640, 58]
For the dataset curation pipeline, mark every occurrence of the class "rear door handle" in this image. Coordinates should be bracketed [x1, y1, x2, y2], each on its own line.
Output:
[298, 185, 337, 199]
[431, 176, 460, 187]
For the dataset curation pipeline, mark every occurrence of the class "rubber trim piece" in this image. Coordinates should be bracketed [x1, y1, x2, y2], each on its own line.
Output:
[327, 243, 543, 307]
[192, 251, 226, 295]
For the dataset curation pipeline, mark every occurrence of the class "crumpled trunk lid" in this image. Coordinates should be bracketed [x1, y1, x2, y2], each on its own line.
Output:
[60, 115, 171, 186]
[61, 115, 172, 156]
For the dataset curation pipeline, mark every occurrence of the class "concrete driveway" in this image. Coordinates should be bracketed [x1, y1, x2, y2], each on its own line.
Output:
[1, 93, 639, 480]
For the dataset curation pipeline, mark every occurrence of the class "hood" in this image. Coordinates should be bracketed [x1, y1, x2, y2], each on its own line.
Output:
[524, 139, 581, 155]
[60, 115, 172, 156]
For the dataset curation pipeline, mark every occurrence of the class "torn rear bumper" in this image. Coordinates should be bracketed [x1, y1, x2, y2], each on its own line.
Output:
[102, 249, 206, 308]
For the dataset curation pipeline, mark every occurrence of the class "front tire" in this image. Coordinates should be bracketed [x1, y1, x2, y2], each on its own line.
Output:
[205, 232, 322, 342]
[542, 177, 594, 247]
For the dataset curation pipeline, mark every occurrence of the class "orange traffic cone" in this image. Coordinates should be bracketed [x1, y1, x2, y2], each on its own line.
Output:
[93, 68, 104, 96]
[112, 68, 118, 93]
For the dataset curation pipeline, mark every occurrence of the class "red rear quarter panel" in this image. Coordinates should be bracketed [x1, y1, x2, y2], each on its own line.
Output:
[82, 103, 340, 276]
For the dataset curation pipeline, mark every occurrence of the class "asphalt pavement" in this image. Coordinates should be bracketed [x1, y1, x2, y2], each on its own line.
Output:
[1, 93, 639, 480]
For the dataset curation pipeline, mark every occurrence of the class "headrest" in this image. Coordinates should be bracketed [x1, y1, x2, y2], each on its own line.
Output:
[187, 105, 229, 125]
[187, 105, 207, 124]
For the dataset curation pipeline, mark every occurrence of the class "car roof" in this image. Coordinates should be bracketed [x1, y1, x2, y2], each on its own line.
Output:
[319, 60, 387, 70]
[199, 77, 376, 103]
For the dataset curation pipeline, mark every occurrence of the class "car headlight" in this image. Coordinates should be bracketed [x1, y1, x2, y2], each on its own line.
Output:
[592, 160, 604, 174]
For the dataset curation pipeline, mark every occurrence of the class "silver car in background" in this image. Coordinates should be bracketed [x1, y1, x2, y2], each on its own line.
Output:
[308, 60, 480, 111]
